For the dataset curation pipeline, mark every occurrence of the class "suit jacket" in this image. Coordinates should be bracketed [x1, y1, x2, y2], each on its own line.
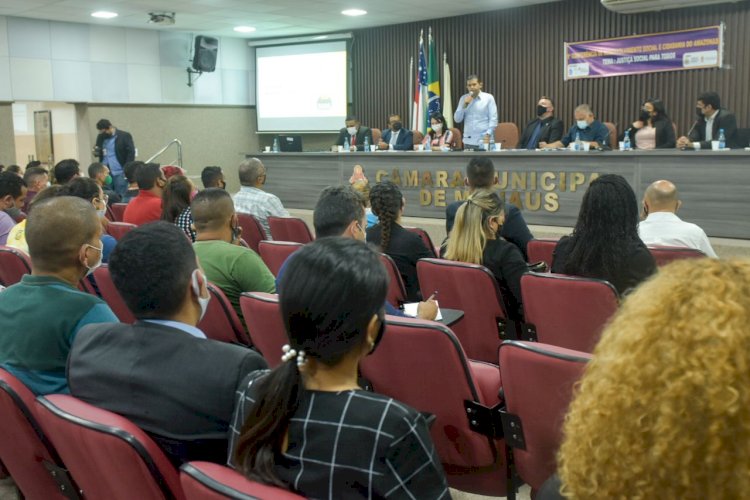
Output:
[517, 116, 563, 149]
[687, 109, 739, 149]
[335, 126, 374, 151]
[67, 321, 267, 464]
[621, 116, 676, 149]
[445, 202, 533, 260]
[381, 128, 414, 151]
[95, 129, 136, 167]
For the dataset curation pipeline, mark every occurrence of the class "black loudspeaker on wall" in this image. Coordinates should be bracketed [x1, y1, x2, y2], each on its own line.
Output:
[192, 36, 219, 72]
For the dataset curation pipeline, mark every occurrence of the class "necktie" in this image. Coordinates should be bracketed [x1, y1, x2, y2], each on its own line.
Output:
[350, 134, 356, 146]
[527, 121, 544, 150]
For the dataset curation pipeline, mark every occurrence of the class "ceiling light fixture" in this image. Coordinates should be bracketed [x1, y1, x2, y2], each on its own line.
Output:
[341, 9, 367, 16]
[233, 26, 256, 33]
[91, 11, 118, 19]
[313, 35, 329, 40]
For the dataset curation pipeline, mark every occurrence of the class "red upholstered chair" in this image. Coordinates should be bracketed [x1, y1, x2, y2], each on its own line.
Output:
[110, 203, 128, 222]
[604, 122, 618, 148]
[526, 238, 559, 267]
[521, 272, 618, 353]
[236, 213, 266, 253]
[494, 122, 519, 149]
[239, 292, 286, 368]
[0, 369, 79, 500]
[197, 283, 251, 346]
[105, 204, 117, 222]
[360, 316, 507, 497]
[93, 265, 136, 323]
[258, 241, 303, 276]
[379, 253, 407, 308]
[180, 462, 305, 500]
[267, 217, 313, 244]
[499, 341, 591, 494]
[417, 258, 512, 363]
[449, 127, 463, 149]
[371, 127, 382, 145]
[648, 245, 706, 266]
[403, 226, 438, 258]
[0, 245, 31, 286]
[35, 394, 185, 500]
[106, 221, 138, 240]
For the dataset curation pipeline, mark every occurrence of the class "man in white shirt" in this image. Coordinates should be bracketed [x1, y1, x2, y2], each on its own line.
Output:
[232, 158, 289, 239]
[453, 74, 498, 151]
[638, 180, 717, 258]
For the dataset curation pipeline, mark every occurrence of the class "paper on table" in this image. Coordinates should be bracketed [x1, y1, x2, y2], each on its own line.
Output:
[402, 302, 443, 320]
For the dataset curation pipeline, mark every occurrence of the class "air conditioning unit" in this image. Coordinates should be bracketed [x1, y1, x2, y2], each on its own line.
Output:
[601, 0, 741, 13]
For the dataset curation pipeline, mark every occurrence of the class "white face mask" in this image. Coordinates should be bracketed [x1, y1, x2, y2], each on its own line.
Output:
[432, 123, 443, 133]
[191, 269, 211, 321]
[346, 126, 357, 135]
[83, 243, 103, 277]
[46, 181, 51, 188]
[576, 120, 589, 130]
[96, 208, 107, 218]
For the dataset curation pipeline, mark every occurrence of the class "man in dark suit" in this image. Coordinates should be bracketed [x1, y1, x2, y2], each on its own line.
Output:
[517, 96, 563, 149]
[445, 157, 534, 259]
[335, 115, 373, 151]
[378, 113, 414, 151]
[67, 222, 267, 465]
[677, 92, 740, 149]
[94, 119, 135, 198]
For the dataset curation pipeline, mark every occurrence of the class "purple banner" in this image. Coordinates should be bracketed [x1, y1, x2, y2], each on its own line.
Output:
[565, 26, 723, 80]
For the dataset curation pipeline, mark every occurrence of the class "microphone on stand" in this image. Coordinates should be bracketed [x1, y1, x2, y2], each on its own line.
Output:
[681, 120, 701, 150]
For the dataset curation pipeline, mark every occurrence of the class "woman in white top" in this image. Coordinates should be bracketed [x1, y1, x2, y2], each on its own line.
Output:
[621, 98, 676, 149]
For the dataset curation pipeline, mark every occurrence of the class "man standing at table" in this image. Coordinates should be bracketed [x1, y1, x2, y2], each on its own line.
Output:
[335, 116, 373, 152]
[542, 104, 609, 149]
[518, 96, 563, 149]
[676, 92, 739, 150]
[453, 74, 498, 151]
[378, 113, 413, 151]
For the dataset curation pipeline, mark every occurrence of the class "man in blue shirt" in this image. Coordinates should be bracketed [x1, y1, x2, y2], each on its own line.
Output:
[95, 119, 135, 198]
[542, 104, 610, 149]
[454, 74, 498, 151]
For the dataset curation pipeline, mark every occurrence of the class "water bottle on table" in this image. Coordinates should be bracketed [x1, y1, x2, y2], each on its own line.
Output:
[343, 137, 350, 152]
[574, 132, 582, 151]
[488, 134, 496, 152]
[623, 131, 631, 151]
[272, 137, 280, 153]
[718, 129, 726, 149]
[364, 135, 370, 152]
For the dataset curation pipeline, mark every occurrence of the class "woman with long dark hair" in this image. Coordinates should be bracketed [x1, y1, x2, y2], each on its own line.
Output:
[552, 174, 656, 294]
[161, 174, 196, 241]
[620, 98, 676, 149]
[422, 113, 454, 150]
[366, 181, 431, 301]
[229, 238, 449, 498]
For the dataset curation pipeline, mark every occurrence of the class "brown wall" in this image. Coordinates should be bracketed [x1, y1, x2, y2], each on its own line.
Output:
[350, 0, 750, 139]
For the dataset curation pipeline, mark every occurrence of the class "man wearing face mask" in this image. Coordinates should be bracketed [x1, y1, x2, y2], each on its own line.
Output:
[0, 172, 27, 244]
[123, 162, 166, 225]
[0, 196, 118, 396]
[67, 222, 267, 466]
[378, 113, 414, 151]
[88, 162, 122, 204]
[454, 74, 498, 151]
[677, 92, 739, 150]
[542, 103, 610, 150]
[201, 165, 226, 190]
[192, 188, 276, 326]
[335, 115, 373, 152]
[518, 96, 563, 150]
[95, 119, 135, 198]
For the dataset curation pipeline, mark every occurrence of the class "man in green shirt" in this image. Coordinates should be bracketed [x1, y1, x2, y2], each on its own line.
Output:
[0, 196, 118, 394]
[191, 188, 275, 323]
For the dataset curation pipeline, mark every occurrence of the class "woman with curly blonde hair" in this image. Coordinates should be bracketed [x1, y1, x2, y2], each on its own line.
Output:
[553, 258, 750, 499]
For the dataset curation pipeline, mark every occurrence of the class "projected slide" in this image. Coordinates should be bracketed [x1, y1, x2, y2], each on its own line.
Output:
[256, 41, 347, 132]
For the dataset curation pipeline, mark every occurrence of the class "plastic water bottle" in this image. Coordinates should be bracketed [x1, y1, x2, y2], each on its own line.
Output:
[574, 132, 582, 151]
[718, 129, 726, 149]
[623, 131, 631, 151]
[343, 137, 350, 152]
[424, 138, 431, 151]
[272, 137, 279, 153]
[488, 134, 496, 152]
[364, 135, 370, 152]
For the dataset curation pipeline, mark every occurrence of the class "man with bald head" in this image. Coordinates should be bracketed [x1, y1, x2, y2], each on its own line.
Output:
[638, 180, 717, 257]
[192, 188, 275, 322]
[0, 196, 117, 395]
[232, 157, 288, 239]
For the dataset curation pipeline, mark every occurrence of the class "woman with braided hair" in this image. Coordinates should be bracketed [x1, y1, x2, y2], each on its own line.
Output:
[366, 181, 432, 301]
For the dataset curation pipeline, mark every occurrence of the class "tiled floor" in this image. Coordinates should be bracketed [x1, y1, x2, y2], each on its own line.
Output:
[0, 477, 17, 500]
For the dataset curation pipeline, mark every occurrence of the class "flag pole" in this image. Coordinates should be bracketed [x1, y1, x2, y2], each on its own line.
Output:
[409, 56, 414, 130]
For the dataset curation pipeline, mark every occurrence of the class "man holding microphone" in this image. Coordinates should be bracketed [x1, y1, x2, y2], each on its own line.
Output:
[454, 74, 498, 151]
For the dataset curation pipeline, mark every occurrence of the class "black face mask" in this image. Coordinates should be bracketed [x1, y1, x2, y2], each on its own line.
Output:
[391, 121, 402, 131]
[536, 105, 547, 117]
[639, 109, 651, 122]
[368, 312, 386, 355]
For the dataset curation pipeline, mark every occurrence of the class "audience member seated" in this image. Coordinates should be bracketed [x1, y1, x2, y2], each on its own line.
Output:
[0, 172, 27, 245]
[67, 222, 267, 465]
[5, 164, 23, 177]
[0, 196, 117, 395]
[444, 189, 528, 319]
[445, 157, 533, 259]
[61, 177, 117, 263]
[638, 180, 717, 257]
[229, 238, 449, 498]
[620, 98, 676, 149]
[232, 158, 288, 239]
[21, 166, 49, 213]
[349, 170, 378, 228]
[552, 174, 656, 295]
[123, 162, 165, 225]
[201, 165, 226, 189]
[366, 181, 430, 302]
[162, 174, 196, 242]
[88, 161, 122, 203]
[547, 259, 750, 499]
[121, 161, 143, 203]
[53, 159, 81, 185]
[423, 112, 454, 150]
[6, 185, 64, 254]
[192, 188, 276, 322]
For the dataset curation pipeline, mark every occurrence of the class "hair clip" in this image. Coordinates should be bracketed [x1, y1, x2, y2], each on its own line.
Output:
[281, 344, 307, 367]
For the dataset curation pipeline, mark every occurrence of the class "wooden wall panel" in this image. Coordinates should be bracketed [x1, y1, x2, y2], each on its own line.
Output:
[351, 0, 750, 142]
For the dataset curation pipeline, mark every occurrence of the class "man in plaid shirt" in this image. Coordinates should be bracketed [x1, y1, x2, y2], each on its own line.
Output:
[232, 158, 288, 239]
